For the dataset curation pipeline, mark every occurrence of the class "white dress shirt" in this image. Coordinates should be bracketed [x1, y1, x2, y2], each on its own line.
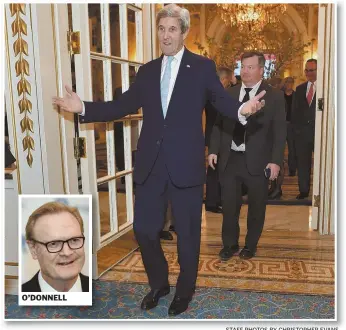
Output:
[306, 80, 317, 105]
[231, 79, 263, 152]
[161, 46, 185, 108]
[38, 271, 82, 292]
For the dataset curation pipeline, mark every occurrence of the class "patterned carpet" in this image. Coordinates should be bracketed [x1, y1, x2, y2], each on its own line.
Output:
[5, 282, 334, 319]
[101, 240, 334, 296]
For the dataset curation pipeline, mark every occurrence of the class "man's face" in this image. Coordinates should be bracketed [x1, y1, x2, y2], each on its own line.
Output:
[158, 17, 188, 56]
[240, 56, 264, 86]
[285, 81, 294, 91]
[305, 61, 317, 82]
[28, 212, 85, 286]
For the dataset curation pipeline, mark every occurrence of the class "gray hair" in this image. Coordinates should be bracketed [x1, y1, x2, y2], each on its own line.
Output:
[217, 66, 232, 78]
[156, 4, 190, 34]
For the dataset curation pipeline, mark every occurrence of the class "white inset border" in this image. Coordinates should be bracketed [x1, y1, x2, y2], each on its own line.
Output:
[18, 194, 92, 306]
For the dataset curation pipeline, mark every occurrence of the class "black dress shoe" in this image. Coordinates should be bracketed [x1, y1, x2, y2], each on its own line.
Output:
[239, 247, 255, 260]
[268, 189, 282, 200]
[296, 192, 308, 199]
[168, 295, 192, 316]
[219, 245, 239, 261]
[289, 170, 296, 176]
[140, 286, 170, 310]
[160, 230, 173, 240]
[205, 205, 222, 213]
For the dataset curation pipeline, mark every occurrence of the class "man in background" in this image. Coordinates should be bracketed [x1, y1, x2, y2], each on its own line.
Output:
[208, 51, 286, 261]
[204, 67, 234, 213]
[291, 59, 317, 199]
[283, 76, 297, 177]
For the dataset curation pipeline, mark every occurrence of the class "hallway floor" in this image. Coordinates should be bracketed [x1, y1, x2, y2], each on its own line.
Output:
[5, 280, 334, 319]
[101, 205, 335, 296]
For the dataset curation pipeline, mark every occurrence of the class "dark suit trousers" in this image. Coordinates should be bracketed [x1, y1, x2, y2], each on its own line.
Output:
[294, 124, 314, 194]
[205, 162, 221, 207]
[286, 122, 297, 173]
[220, 151, 268, 251]
[133, 148, 203, 298]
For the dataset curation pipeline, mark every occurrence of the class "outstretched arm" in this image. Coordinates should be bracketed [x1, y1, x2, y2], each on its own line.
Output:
[53, 67, 144, 123]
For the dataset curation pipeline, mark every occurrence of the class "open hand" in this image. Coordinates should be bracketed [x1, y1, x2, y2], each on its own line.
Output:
[240, 90, 266, 117]
[52, 85, 83, 114]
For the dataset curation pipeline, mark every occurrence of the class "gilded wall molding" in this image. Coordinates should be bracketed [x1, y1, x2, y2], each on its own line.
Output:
[10, 4, 34, 167]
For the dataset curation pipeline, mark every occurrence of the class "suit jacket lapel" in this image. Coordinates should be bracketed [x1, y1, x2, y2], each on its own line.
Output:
[256, 80, 268, 97]
[34, 271, 41, 291]
[301, 82, 311, 107]
[222, 85, 241, 143]
[248, 80, 268, 118]
[230, 84, 241, 100]
[155, 55, 164, 120]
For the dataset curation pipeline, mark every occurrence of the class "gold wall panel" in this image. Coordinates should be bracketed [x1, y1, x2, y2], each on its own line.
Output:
[10, 3, 34, 167]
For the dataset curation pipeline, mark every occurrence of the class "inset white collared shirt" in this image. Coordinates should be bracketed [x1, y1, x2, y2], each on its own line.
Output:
[38, 271, 82, 292]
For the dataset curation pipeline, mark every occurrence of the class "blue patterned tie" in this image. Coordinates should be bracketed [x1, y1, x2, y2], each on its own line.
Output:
[161, 56, 173, 118]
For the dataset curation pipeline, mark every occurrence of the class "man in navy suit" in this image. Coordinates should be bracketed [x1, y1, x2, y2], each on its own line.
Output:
[53, 4, 266, 316]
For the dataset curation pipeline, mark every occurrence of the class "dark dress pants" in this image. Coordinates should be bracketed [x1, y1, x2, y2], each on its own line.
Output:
[133, 148, 203, 298]
[220, 151, 268, 251]
[205, 162, 221, 207]
[286, 121, 297, 173]
[294, 124, 314, 194]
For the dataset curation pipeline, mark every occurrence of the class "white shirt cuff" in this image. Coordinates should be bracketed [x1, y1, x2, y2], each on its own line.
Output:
[238, 104, 247, 125]
[80, 102, 86, 116]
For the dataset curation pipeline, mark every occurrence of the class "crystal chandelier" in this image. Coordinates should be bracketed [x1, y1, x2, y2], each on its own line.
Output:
[216, 4, 287, 32]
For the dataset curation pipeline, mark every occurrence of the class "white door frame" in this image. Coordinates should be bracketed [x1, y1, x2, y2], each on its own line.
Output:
[311, 3, 335, 235]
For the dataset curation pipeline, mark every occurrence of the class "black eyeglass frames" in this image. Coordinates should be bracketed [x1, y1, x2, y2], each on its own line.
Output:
[30, 236, 85, 253]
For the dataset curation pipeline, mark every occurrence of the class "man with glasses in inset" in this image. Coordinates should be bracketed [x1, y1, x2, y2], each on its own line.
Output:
[291, 59, 317, 199]
[22, 202, 89, 292]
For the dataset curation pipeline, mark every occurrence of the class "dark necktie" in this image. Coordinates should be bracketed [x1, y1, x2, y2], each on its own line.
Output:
[232, 87, 252, 146]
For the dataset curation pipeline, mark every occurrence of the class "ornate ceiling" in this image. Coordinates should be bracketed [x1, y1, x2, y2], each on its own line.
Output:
[183, 3, 318, 39]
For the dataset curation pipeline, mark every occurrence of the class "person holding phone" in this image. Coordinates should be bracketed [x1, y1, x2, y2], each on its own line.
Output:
[208, 51, 286, 260]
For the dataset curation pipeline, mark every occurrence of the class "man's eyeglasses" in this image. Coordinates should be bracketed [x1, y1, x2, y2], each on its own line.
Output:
[31, 236, 85, 253]
[304, 69, 317, 73]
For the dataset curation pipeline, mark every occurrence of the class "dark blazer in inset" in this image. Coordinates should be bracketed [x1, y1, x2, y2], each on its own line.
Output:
[22, 272, 89, 292]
